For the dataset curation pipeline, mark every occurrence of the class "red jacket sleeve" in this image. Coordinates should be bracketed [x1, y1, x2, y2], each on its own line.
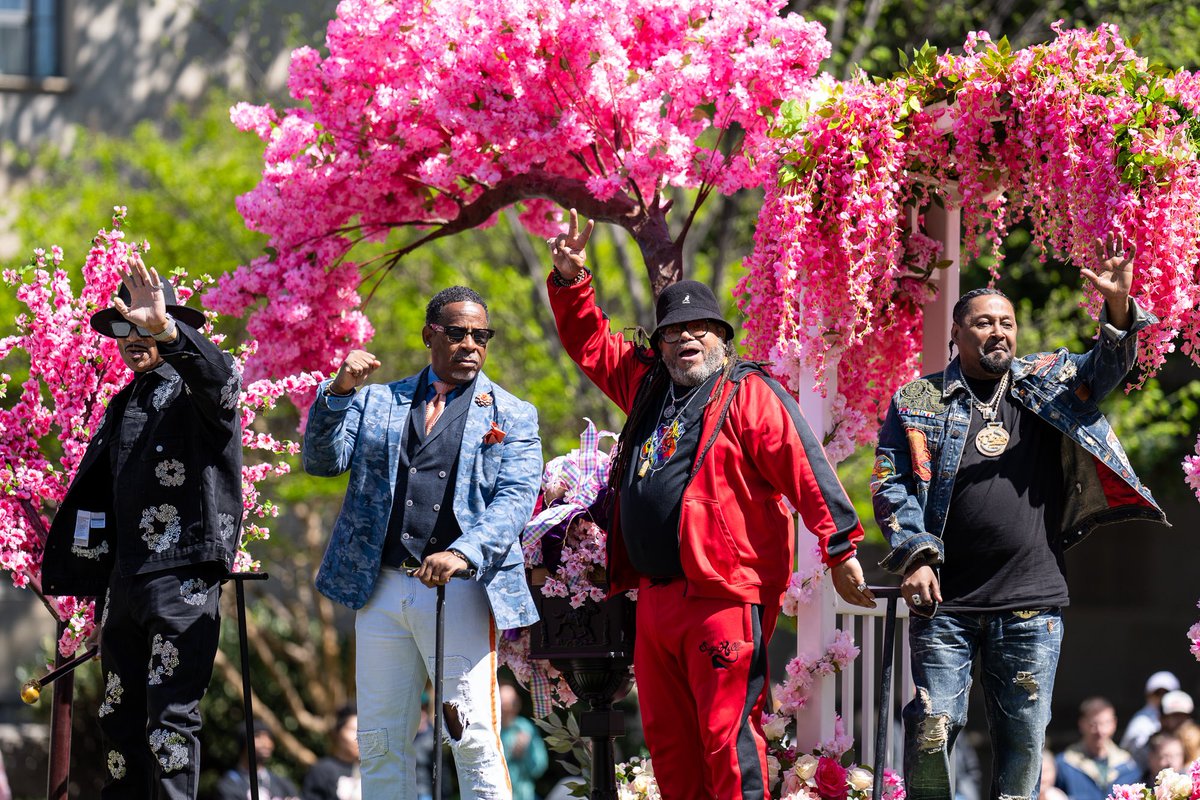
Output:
[546, 272, 650, 414]
[733, 372, 864, 566]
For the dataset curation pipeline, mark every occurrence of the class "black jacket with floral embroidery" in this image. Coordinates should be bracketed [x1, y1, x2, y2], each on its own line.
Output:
[41, 322, 243, 597]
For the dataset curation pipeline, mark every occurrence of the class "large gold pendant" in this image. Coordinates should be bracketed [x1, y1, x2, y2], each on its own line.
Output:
[975, 422, 1009, 457]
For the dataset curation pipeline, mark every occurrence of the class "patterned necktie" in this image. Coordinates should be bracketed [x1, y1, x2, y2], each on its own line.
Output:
[424, 381, 454, 435]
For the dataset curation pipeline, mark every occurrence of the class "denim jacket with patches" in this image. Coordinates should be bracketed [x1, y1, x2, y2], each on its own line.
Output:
[872, 299, 1166, 576]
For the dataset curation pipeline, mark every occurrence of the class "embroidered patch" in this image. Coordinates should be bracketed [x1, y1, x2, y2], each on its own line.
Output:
[140, 504, 181, 553]
[1025, 352, 1058, 377]
[1055, 361, 1077, 384]
[154, 459, 185, 487]
[1105, 428, 1131, 467]
[148, 635, 180, 685]
[149, 729, 189, 772]
[898, 379, 947, 414]
[71, 540, 110, 560]
[180, 579, 209, 606]
[99, 672, 123, 717]
[870, 454, 896, 494]
[107, 750, 126, 780]
[220, 366, 242, 410]
[152, 375, 179, 410]
[100, 588, 112, 628]
[699, 639, 744, 670]
[219, 512, 238, 543]
[905, 428, 933, 482]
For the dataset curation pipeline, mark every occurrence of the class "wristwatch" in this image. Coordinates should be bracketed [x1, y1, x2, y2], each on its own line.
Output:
[150, 315, 177, 342]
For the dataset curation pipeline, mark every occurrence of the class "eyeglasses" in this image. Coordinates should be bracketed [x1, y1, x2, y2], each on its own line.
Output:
[109, 321, 156, 338]
[429, 323, 496, 347]
[658, 320, 713, 344]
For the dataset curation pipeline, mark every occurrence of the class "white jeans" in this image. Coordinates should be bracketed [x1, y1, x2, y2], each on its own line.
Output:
[356, 568, 512, 800]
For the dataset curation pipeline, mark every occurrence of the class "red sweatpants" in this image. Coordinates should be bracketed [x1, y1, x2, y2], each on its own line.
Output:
[634, 577, 780, 800]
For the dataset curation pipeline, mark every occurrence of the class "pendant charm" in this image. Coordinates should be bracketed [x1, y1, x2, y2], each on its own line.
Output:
[637, 458, 650, 478]
[664, 404, 677, 417]
[975, 422, 1009, 457]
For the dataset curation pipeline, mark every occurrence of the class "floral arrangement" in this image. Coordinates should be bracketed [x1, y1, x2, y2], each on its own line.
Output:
[0, 208, 322, 655]
[739, 25, 1200, 469]
[1107, 762, 1200, 799]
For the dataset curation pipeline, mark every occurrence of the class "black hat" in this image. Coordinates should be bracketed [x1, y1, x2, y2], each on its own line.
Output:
[90, 280, 207, 338]
[651, 280, 735, 344]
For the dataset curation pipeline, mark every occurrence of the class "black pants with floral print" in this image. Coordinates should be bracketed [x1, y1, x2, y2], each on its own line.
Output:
[98, 563, 223, 800]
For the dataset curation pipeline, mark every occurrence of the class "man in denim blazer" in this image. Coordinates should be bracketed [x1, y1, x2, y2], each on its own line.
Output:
[304, 286, 540, 799]
[872, 234, 1166, 800]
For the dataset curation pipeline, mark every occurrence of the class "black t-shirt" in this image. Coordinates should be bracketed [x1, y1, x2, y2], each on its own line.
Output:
[302, 756, 359, 800]
[939, 374, 1070, 611]
[619, 372, 721, 577]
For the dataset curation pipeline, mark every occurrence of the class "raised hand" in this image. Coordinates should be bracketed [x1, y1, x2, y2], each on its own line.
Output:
[546, 208, 595, 282]
[1084, 232, 1135, 329]
[112, 252, 170, 334]
[330, 349, 381, 394]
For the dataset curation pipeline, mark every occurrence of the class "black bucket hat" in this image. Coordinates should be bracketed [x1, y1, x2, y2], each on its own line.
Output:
[90, 280, 207, 338]
[651, 280, 735, 344]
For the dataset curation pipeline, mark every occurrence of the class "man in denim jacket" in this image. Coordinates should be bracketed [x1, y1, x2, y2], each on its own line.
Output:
[872, 234, 1166, 800]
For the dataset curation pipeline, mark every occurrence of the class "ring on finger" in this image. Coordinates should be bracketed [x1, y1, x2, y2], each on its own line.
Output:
[911, 593, 922, 606]
[855, 582, 867, 592]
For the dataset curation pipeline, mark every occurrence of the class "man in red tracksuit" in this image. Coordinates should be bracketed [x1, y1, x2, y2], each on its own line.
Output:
[544, 211, 876, 800]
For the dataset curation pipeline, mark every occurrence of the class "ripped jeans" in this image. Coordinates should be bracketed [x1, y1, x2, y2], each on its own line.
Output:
[903, 609, 1062, 800]
[356, 567, 510, 800]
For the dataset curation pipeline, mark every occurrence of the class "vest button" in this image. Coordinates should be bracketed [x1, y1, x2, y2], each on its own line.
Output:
[402, 533, 411, 539]
[439, 471, 447, 478]
[410, 467, 417, 475]
[405, 499, 413, 507]
[155, 445, 163, 452]
[433, 504, 441, 511]
[430, 537, 438, 544]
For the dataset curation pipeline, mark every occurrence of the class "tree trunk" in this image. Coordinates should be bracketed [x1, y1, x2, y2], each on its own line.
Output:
[629, 206, 683, 298]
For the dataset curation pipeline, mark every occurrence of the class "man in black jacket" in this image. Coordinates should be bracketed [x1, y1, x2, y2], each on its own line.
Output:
[41, 254, 243, 800]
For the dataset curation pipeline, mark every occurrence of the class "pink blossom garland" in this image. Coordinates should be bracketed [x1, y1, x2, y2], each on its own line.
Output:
[741, 25, 1200, 467]
[0, 211, 317, 655]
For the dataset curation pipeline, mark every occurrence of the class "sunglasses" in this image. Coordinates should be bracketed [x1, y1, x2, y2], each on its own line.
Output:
[658, 319, 713, 344]
[429, 323, 496, 347]
[109, 321, 157, 338]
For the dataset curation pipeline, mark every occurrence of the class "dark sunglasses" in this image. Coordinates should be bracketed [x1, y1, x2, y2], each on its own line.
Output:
[429, 323, 496, 347]
[658, 319, 713, 344]
[109, 321, 156, 338]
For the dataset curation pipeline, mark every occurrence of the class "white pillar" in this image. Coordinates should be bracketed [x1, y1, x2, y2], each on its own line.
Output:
[921, 203, 962, 373]
[793, 364, 839, 746]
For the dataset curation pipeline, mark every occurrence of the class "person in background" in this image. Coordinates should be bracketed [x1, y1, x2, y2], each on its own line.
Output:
[1121, 671, 1180, 768]
[0, 749, 11, 800]
[1142, 731, 1185, 782]
[303, 705, 361, 800]
[215, 722, 300, 800]
[1159, 691, 1195, 736]
[1055, 697, 1141, 800]
[1174, 721, 1200, 765]
[1039, 750, 1068, 800]
[499, 685, 548, 800]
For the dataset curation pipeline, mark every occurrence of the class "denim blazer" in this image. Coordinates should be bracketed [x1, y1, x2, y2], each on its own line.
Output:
[303, 369, 541, 630]
[873, 299, 1167, 576]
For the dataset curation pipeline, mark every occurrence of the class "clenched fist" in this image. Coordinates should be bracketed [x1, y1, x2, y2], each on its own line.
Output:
[330, 350, 381, 395]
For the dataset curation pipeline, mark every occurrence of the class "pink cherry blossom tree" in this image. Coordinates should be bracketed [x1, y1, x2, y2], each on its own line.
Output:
[0, 209, 323, 656]
[215, 0, 832, 380]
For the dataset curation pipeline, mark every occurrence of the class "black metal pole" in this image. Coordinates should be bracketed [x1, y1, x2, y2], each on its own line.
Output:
[230, 572, 269, 800]
[873, 589, 899, 800]
[432, 582, 447, 800]
[45, 621, 73, 800]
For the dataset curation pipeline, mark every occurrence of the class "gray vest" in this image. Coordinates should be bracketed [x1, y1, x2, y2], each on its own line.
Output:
[381, 377, 470, 567]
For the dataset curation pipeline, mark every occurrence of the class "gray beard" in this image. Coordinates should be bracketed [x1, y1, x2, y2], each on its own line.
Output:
[666, 345, 728, 387]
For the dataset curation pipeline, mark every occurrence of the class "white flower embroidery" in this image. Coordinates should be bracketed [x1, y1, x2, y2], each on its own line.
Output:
[100, 588, 112, 628]
[149, 729, 189, 772]
[99, 672, 123, 717]
[220, 366, 242, 410]
[71, 540, 109, 560]
[154, 459, 186, 487]
[140, 504, 181, 553]
[179, 579, 209, 606]
[147, 635, 180, 685]
[152, 374, 180, 410]
[219, 512, 239, 543]
[1056, 361, 1078, 383]
[107, 750, 126, 779]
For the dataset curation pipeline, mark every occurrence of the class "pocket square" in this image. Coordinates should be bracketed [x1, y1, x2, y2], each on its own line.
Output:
[483, 421, 506, 445]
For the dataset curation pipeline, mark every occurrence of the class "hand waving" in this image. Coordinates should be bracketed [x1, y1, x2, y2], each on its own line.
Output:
[1084, 232, 1135, 329]
[546, 208, 595, 282]
[113, 253, 170, 334]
